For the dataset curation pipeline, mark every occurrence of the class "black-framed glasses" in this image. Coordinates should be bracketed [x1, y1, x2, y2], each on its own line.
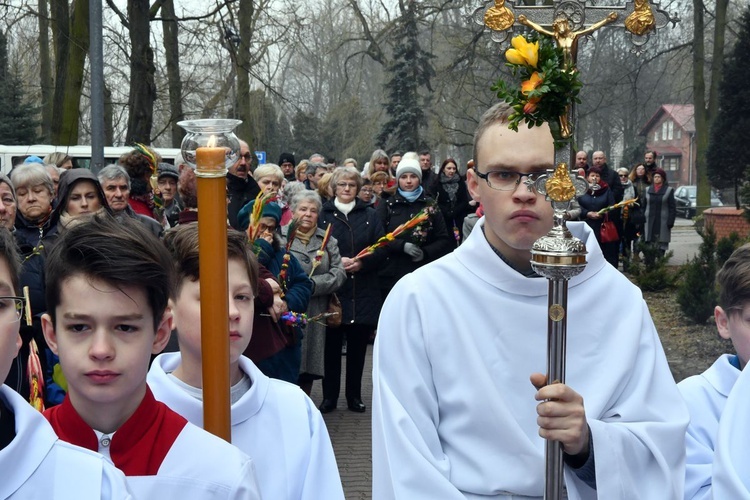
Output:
[0, 296, 24, 323]
[473, 168, 544, 191]
[240, 153, 254, 162]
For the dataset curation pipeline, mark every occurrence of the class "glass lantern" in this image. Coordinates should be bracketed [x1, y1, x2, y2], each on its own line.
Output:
[177, 119, 242, 178]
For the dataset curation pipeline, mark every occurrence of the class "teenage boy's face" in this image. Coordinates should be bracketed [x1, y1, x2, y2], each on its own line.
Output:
[0, 258, 21, 382]
[42, 275, 171, 421]
[467, 122, 554, 266]
[716, 304, 750, 369]
[171, 258, 254, 379]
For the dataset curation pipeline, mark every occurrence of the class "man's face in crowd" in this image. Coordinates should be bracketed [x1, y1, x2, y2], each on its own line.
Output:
[157, 176, 178, 203]
[101, 178, 130, 213]
[466, 120, 554, 268]
[229, 142, 251, 179]
[644, 152, 655, 166]
[390, 155, 401, 170]
[419, 154, 431, 171]
[592, 152, 606, 168]
[309, 168, 326, 188]
[575, 152, 588, 169]
[280, 161, 294, 177]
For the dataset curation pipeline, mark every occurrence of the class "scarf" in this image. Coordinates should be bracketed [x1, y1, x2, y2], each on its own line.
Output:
[398, 185, 423, 203]
[334, 198, 356, 215]
[58, 207, 107, 229]
[296, 225, 316, 246]
[440, 174, 460, 203]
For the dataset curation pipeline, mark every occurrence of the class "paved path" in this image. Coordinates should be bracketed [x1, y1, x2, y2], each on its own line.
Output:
[310, 346, 374, 500]
[668, 217, 701, 266]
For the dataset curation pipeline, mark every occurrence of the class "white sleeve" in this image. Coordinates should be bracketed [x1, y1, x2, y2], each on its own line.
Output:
[230, 459, 263, 500]
[372, 277, 466, 500]
[677, 377, 715, 500]
[713, 366, 750, 499]
[586, 301, 689, 500]
[100, 462, 134, 500]
[299, 400, 345, 500]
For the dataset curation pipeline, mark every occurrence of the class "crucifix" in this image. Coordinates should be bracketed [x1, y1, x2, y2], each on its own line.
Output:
[471, 1, 678, 499]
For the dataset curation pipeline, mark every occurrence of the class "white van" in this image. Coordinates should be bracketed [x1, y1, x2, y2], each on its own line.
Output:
[0, 145, 182, 175]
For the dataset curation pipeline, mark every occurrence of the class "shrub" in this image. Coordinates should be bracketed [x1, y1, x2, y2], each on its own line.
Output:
[716, 232, 744, 268]
[628, 241, 675, 291]
[677, 225, 718, 324]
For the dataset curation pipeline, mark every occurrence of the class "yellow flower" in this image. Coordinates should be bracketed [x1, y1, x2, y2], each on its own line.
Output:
[521, 72, 543, 95]
[505, 35, 539, 68]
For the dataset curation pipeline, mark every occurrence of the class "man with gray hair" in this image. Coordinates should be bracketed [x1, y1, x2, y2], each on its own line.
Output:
[227, 139, 260, 230]
[98, 164, 163, 238]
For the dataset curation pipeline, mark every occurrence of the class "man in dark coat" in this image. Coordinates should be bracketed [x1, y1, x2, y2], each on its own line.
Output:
[227, 139, 260, 230]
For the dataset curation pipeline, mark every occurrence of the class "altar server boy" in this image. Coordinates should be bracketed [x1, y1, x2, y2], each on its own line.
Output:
[0, 227, 132, 499]
[678, 243, 750, 499]
[41, 215, 261, 499]
[148, 223, 344, 500]
[373, 102, 689, 499]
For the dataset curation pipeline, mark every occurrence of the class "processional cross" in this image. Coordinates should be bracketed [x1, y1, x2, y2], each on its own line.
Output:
[470, 1, 678, 499]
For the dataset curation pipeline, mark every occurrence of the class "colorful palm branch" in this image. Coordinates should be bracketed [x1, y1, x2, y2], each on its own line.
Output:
[355, 208, 431, 259]
[246, 191, 278, 244]
[277, 219, 300, 294]
[309, 224, 332, 277]
[596, 197, 639, 215]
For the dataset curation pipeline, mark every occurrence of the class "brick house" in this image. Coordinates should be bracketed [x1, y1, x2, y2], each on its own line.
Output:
[638, 104, 696, 187]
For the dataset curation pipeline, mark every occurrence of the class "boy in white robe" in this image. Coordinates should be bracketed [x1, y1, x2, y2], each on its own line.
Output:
[40, 215, 261, 499]
[372, 102, 689, 499]
[678, 243, 750, 499]
[148, 223, 343, 500]
[0, 227, 131, 500]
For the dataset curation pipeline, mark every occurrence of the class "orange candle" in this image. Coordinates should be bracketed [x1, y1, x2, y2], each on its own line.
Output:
[196, 144, 225, 172]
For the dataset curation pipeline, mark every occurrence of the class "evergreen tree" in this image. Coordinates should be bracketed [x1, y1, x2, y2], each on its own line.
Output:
[707, 5, 750, 207]
[291, 111, 319, 160]
[376, 0, 435, 152]
[0, 31, 38, 145]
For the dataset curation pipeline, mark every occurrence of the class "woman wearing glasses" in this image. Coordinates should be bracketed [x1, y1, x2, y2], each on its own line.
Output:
[318, 166, 385, 414]
[376, 158, 451, 301]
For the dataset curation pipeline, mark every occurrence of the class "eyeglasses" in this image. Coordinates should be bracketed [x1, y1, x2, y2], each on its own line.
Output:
[336, 182, 357, 190]
[360, 188, 373, 194]
[473, 168, 544, 191]
[240, 153, 254, 162]
[0, 296, 24, 323]
[619, 175, 628, 178]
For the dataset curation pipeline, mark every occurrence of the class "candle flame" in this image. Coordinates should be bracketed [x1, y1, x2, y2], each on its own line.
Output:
[207, 134, 218, 148]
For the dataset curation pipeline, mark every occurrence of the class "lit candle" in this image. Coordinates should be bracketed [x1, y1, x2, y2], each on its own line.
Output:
[195, 135, 226, 173]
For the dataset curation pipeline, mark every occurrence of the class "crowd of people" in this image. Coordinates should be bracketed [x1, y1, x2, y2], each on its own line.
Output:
[0, 107, 748, 499]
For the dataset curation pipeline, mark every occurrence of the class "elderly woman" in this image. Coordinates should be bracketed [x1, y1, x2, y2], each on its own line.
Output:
[318, 166, 385, 413]
[253, 163, 292, 226]
[283, 191, 346, 395]
[0, 174, 16, 231]
[9, 165, 59, 405]
[244, 201, 312, 383]
[578, 166, 618, 267]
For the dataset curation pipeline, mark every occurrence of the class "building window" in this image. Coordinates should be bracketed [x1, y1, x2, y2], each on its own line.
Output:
[676, 128, 681, 139]
[664, 157, 679, 171]
[662, 121, 668, 140]
[654, 130, 659, 142]
[667, 121, 674, 140]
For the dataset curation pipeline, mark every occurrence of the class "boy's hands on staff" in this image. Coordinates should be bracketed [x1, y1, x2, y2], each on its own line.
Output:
[530, 373, 590, 458]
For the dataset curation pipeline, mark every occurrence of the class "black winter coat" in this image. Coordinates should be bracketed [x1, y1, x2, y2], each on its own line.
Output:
[375, 191, 452, 291]
[434, 176, 472, 241]
[319, 199, 384, 327]
[227, 173, 260, 230]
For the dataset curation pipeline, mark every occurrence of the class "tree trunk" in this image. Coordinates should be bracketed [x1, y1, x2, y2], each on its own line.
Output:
[104, 83, 114, 146]
[693, 0, 728, 213]
[236, 0, 254, 151]
[38, 0, 53, 142]
[125, 0, 156, 144]
[161, 0, 184, 147]
[51, 0, 89, 145]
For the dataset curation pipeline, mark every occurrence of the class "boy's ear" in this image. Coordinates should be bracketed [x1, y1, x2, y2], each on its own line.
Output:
[715, 305, 731, 340]
[41, 313, 60, 355]
[152, 309, 173, 355]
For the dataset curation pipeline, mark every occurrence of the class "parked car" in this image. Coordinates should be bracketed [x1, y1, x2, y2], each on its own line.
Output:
[674, 185, 723, 218]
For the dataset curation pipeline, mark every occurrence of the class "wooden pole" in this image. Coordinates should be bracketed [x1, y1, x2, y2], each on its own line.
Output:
[196, 151, 231, 441]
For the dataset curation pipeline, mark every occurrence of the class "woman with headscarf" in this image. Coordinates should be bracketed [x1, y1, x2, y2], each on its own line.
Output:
[643, 167, 676, 257]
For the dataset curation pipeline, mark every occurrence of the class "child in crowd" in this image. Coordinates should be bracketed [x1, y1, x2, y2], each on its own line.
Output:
[678, 243, 750, 499]
[0, 227, 131, 499]
[41, 215, 260, 499]
[149, 223, 343, 500]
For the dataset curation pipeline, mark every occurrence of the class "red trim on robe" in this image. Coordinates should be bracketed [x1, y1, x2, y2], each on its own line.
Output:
[44, 387, 188, 476]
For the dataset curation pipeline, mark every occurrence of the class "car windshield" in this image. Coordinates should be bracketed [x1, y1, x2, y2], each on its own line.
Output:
[686, 186, 696, 199]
